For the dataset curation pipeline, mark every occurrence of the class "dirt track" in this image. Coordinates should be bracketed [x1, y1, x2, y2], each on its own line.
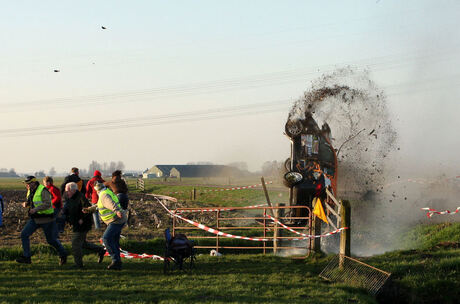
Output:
[0, 190, 194, 247]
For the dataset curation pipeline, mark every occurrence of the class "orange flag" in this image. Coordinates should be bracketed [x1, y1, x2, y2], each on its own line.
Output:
[312, 197, 329, 224]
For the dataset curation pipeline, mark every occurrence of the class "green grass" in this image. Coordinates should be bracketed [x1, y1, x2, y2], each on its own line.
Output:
[0, 254, 375, 304]
[367, 248, 459, 304]
[1, 178, 458, 303]
[398, 222, 460, 250]
[1, 223, 458, 303]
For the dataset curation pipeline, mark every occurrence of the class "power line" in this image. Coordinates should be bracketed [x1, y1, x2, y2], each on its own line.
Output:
[1, 46, 459, 112]
[0, 100, 290, 137]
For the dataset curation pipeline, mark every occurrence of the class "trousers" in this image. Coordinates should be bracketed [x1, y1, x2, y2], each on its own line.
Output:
[20, 219, 67, 258]
[71, 230, 104, 266]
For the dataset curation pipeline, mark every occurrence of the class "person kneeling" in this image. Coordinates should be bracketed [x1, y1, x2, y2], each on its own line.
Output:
[63, 182, 105, 268]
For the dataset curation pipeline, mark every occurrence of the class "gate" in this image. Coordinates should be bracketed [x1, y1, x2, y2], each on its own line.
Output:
[172, 205, 312, 255]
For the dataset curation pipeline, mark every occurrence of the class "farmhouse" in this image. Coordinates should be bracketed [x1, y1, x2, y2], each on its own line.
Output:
[143, 165, 245, 179]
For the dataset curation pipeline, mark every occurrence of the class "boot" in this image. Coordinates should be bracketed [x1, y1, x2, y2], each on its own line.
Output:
[98, 249, 106, 264]
[59, 254, 67, 266]
[16, 256, 32, 264]
[107, 260, 122, 270]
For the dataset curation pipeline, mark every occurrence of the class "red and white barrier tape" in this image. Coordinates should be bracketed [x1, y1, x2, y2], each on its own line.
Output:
[99, 239, 166, 260]
[421, 207, 460, 218]
[155, 198, 269, 241]
[119, 249, 164, 260]
[266, 215, 348, 239]
[176, 204, 268, 213]
[167, 181, 273, 195]
[156, 197, 347, 241]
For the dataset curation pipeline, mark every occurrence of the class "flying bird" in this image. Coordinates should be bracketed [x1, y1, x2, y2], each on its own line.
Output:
[101, 26, 107, 29]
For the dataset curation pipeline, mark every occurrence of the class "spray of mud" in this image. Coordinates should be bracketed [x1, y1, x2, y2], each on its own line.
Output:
[284, 67, 459, 256]
[285, 68, 400, 256]
[288, 67, 397, 195]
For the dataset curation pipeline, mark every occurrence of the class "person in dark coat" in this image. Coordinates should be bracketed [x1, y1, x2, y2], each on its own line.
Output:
[61, 167, 86, 195]
[0, 194, 4, 228]
[104, 170, 129, 210]
[63, 182, 105, 268]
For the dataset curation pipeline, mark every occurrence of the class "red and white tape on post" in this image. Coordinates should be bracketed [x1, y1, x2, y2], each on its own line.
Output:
[156, 197, 269, 241]
[156, 197, 347, 241]
[201, 181, 273, 193]
[176, 204, 268, 213]
[167, 181, 273, 195]
[421, 207, 460, 218]
[266, 214, 348, 239]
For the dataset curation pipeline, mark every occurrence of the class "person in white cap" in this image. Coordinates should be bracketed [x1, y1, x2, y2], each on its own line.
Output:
[83, 182, 127, 270]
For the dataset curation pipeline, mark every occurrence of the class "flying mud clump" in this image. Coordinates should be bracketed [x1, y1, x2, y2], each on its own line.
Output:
[288, 67, 398, 197]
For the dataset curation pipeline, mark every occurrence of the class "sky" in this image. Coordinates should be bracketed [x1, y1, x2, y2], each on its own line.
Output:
[0, 0, 459, 175]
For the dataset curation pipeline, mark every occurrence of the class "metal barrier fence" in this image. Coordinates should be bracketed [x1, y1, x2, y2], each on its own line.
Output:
[172, 206, 312, 255]
[319, 254, 391, 295]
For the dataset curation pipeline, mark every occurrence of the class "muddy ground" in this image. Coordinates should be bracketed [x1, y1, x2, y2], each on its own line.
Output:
[0, 190, 209, 247]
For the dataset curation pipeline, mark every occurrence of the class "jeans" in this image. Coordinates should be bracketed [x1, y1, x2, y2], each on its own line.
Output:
[71, 230, 104, 266]
[0, 205, 3, 226]
[92, 212, 101, 230]
[54, 207, 65, 233]
[102, 222, 124, 262]
[20, 219, 67, 258]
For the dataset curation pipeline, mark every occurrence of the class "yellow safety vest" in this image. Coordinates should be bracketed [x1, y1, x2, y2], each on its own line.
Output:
[97, 189, 122, 222]
[27, 184, 54, 215]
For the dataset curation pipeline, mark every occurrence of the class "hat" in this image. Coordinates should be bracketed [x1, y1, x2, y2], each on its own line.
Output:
[23, 176, 37, 184]
[94, 182, 106, 192]
[94, 170, 102, 177]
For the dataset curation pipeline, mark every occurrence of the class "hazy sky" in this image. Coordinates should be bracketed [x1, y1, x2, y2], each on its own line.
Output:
[0, 1, 459, 174]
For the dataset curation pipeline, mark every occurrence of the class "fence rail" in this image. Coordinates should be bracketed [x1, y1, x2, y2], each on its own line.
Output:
[172, 205, 312, 255]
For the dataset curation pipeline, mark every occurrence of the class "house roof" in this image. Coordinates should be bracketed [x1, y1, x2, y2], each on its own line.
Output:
[153, 165, 243, 177]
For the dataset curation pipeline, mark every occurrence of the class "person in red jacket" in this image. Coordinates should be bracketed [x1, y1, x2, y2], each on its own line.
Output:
[43, 176, 65, 233]
[85, 170, 105, 229]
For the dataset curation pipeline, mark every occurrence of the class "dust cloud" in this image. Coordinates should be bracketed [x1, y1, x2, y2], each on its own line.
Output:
[287, 67, 459, 256]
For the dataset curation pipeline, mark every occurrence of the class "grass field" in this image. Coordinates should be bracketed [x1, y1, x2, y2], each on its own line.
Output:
[0, 254, 377, 304]
[0, 177, 459, 303]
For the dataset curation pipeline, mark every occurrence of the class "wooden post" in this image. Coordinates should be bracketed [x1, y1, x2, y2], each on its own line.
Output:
[191, 188, 196, 201]
[339, 200, 351, 268]
[261, 177, 275, 217]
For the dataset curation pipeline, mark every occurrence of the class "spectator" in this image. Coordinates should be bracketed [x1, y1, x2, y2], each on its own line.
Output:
[104, 170, 129, 210]
[61, 167, 86, 196]
[85, 170, 105, 229]
[0, 194, 4, 228]
[83, 182, 127, 270]
[16, 176, 67, 265]
[43, 176, 65, 233]
[63, 182, 105, 268]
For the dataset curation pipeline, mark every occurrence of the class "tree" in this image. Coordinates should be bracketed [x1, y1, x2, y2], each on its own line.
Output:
[35, 170, 46, 177]
[227, 162, 248, 171]
[261, 161, 280, 177]
[48, 167, 56, 176]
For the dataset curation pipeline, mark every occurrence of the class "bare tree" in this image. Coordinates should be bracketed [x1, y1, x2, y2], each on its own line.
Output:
[48, 167, 56, 176]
